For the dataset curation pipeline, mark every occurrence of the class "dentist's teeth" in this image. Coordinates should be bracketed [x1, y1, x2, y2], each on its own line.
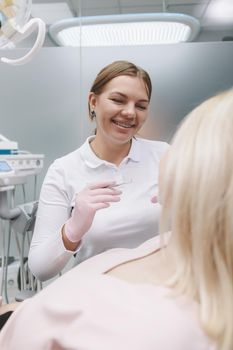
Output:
[114, 121, 132, 128]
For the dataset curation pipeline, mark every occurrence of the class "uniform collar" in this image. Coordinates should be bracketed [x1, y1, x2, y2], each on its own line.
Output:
[80, 136, 140, 169]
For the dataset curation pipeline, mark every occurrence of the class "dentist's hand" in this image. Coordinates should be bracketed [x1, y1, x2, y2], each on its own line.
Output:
[64, 181, 122, 243]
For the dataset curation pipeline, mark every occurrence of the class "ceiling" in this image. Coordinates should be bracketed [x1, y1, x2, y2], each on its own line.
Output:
[27, 0, 233, 46]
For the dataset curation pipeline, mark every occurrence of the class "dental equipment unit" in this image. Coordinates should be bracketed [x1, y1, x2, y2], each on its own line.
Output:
[0, 134, 18, 155]
[0, 135, 44, 303]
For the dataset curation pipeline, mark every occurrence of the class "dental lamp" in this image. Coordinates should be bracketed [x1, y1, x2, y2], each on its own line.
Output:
[0, 0, 46, 65]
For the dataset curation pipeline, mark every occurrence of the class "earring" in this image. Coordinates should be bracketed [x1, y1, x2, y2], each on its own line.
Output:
[90, 110, 96, 118]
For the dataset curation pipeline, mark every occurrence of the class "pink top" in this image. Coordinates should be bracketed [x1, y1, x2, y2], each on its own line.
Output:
[0, 236, 216, 350]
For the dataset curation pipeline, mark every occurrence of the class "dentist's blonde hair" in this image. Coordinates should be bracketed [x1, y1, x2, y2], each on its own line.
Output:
[161, 88, 233, 350]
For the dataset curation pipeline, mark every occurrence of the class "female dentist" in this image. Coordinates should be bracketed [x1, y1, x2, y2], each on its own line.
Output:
[28, 60, 169, 281]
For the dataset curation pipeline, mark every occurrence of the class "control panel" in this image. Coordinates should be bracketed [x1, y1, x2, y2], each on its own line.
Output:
[0, 154, 44, 187]
[0, 154, 44, 173]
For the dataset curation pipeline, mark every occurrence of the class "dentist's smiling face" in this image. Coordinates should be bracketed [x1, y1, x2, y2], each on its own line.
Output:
[89, 75, 150, 146]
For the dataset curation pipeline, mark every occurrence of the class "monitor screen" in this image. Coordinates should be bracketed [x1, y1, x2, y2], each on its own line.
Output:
[0, 160, 13, 172]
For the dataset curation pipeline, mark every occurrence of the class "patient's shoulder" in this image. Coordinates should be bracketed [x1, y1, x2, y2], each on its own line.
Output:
[75, 235, 168, 275]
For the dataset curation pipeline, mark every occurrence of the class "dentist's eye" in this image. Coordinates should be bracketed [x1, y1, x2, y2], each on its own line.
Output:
[111, 98, 123, 104]
[136, 105, 147, 110]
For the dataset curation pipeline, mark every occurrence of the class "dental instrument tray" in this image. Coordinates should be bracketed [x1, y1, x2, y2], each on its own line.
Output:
[0, 154, 44, 187]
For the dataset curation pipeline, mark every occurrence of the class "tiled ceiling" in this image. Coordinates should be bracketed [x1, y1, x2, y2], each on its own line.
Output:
[68, 0, 208, 18]
[29, 0, 233, 44]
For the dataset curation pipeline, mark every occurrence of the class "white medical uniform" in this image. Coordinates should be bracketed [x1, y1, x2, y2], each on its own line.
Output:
[28, 136, 169, 281]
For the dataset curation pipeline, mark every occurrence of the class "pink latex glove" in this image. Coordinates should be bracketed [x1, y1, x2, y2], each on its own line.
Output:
[151, 195, 158, 203]
[64, 181, 122, 243]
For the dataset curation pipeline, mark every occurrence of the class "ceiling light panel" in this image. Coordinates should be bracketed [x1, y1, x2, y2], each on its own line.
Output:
[56, 21, 191, 46]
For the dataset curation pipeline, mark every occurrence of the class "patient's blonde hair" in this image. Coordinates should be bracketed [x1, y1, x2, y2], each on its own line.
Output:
[161, 88, 233, 350]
